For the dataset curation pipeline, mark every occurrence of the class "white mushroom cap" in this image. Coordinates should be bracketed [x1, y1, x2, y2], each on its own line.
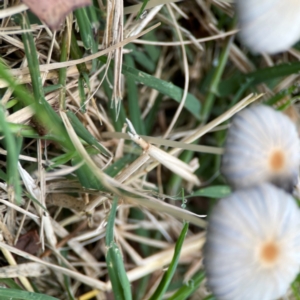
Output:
[221, 104, 300, 192]
[204, 183, 300, 300]
[236, 0, 300, 54]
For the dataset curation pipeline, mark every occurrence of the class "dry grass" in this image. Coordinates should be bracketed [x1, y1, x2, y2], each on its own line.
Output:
[0, 0, 299, 299]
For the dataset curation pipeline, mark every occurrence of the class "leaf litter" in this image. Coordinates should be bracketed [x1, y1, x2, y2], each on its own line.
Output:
[0, 0, 298, 299]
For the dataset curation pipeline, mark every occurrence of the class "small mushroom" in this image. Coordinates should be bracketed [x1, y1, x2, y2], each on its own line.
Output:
[221, 104, 300, 192]
[236, 0, 300, 54]
[204, 183, 300, 300]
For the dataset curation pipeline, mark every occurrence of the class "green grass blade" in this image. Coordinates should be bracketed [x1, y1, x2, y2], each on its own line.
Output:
[168, 271, 205, 300]
[218, 61, 300, 96]
[46, 151, 76, 170]
[103, 155, 135, 177]
[186, 185, 231, 199]
[99, 57, 201, 120]
[43, 84, 63, 94]
[74, 8, 95, 51]
[72, 157, 103, 190]
[58, 29, 69, 110]
[144, 94, 163, 134]
[107, 243, 132, 300]
[78, 76, 87, 112]
[106, 245, 124, 299]
[125, 45, 146, 135]
[0, 62, 72, 149]
[66, 111, 111, 156]
[122, 63, 201, 120]
[0, 105, 22, 203]
[0, 169, 8, 181]
[142, 31, 161, 63]
[61, 251, 76, 300]
[4, 122, 69, 141]
[292, 282, 300, 300]
[265, 85, 298, 110]
[103, 72, 127, 131]
[70, 29, 90, 75]
[0, 278, 22, 290]
[129, 208, 151, 258]
[86, 4, 100, 30]
[201, 36, 233, 123]
[127, 44, 156, 73]
[171, 186, 231, 200]
[106, 195, 117, 250]
[136, 0, 150, 19]
[18, 15, 74, 151]
[73, 153, 134, 190]
[167, 150, 195, 195]
[106, 197, 132, 300]
[70, 26, 90, 112]
[203, 295, 216, 300]
[21, 13, 45, 104]
[74, 6, 98, 71]
[0, 288, 59, 300]
[133, 275, 150, 300]
[149, 222, 189, 300]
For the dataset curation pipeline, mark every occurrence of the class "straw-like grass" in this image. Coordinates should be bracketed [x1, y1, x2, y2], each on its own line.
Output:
[0, 0, 299, 299]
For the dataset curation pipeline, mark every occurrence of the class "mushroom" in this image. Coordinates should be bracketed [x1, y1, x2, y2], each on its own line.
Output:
[204, 183, 300, 300]
[221, 104, 300, 192]
[236, 0, 300, 54]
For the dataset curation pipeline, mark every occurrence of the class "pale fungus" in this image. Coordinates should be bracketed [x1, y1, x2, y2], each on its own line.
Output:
[204, 183, 300, 300]
[221, 104, 300, 192]
[236, 0, 300, 54]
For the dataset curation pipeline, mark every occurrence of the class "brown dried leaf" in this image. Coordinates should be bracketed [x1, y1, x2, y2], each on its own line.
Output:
[46, 193, 86, 211]
[15, 230, 40, 256]
[21, 0, 92, 30]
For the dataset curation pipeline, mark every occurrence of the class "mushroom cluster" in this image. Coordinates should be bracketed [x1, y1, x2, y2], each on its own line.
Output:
[203, 104, 300, 300]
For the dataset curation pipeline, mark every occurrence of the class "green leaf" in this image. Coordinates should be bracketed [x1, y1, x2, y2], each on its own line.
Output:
[187, 186, 231, 199]
[121, 63, 201, 120]
[70, 29, 90, 75]
[149, 222, 189, 300]
[74, 7, 95, 51]
[74, 5, 99, 71]
[98, 57, 201, 120]
[0, 105, 22, 203]
[58, 28, 69, 110]
[218, 62, 300, 96]
[72, 156, 103, 190]
[78, 76, 87, 112]
[127, 44, 156, 73]
[21, 13, 45, 104]
[102, 71, 127, 131]
[106, 197, 132, 300]
[136, 0, 150, 19]
[47, 152, 77, 171]
[125, 45, 146, 135]
[0, 288, 59, 300]
[172, 186, 231, 200]
[66, 111, 111, 156]
[0, 278, 22, 290]
[43, 84, 63, 94]
[201, 35, 233, 123]
[203, 295, 216, 300]
[73, 153, 133, 190]
[18, 14, 74, 152]
[168, 272, 205, 300]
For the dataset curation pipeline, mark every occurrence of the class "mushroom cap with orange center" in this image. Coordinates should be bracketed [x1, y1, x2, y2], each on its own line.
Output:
[221, 104, 300, 192]
[204, 183, 300, 300]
